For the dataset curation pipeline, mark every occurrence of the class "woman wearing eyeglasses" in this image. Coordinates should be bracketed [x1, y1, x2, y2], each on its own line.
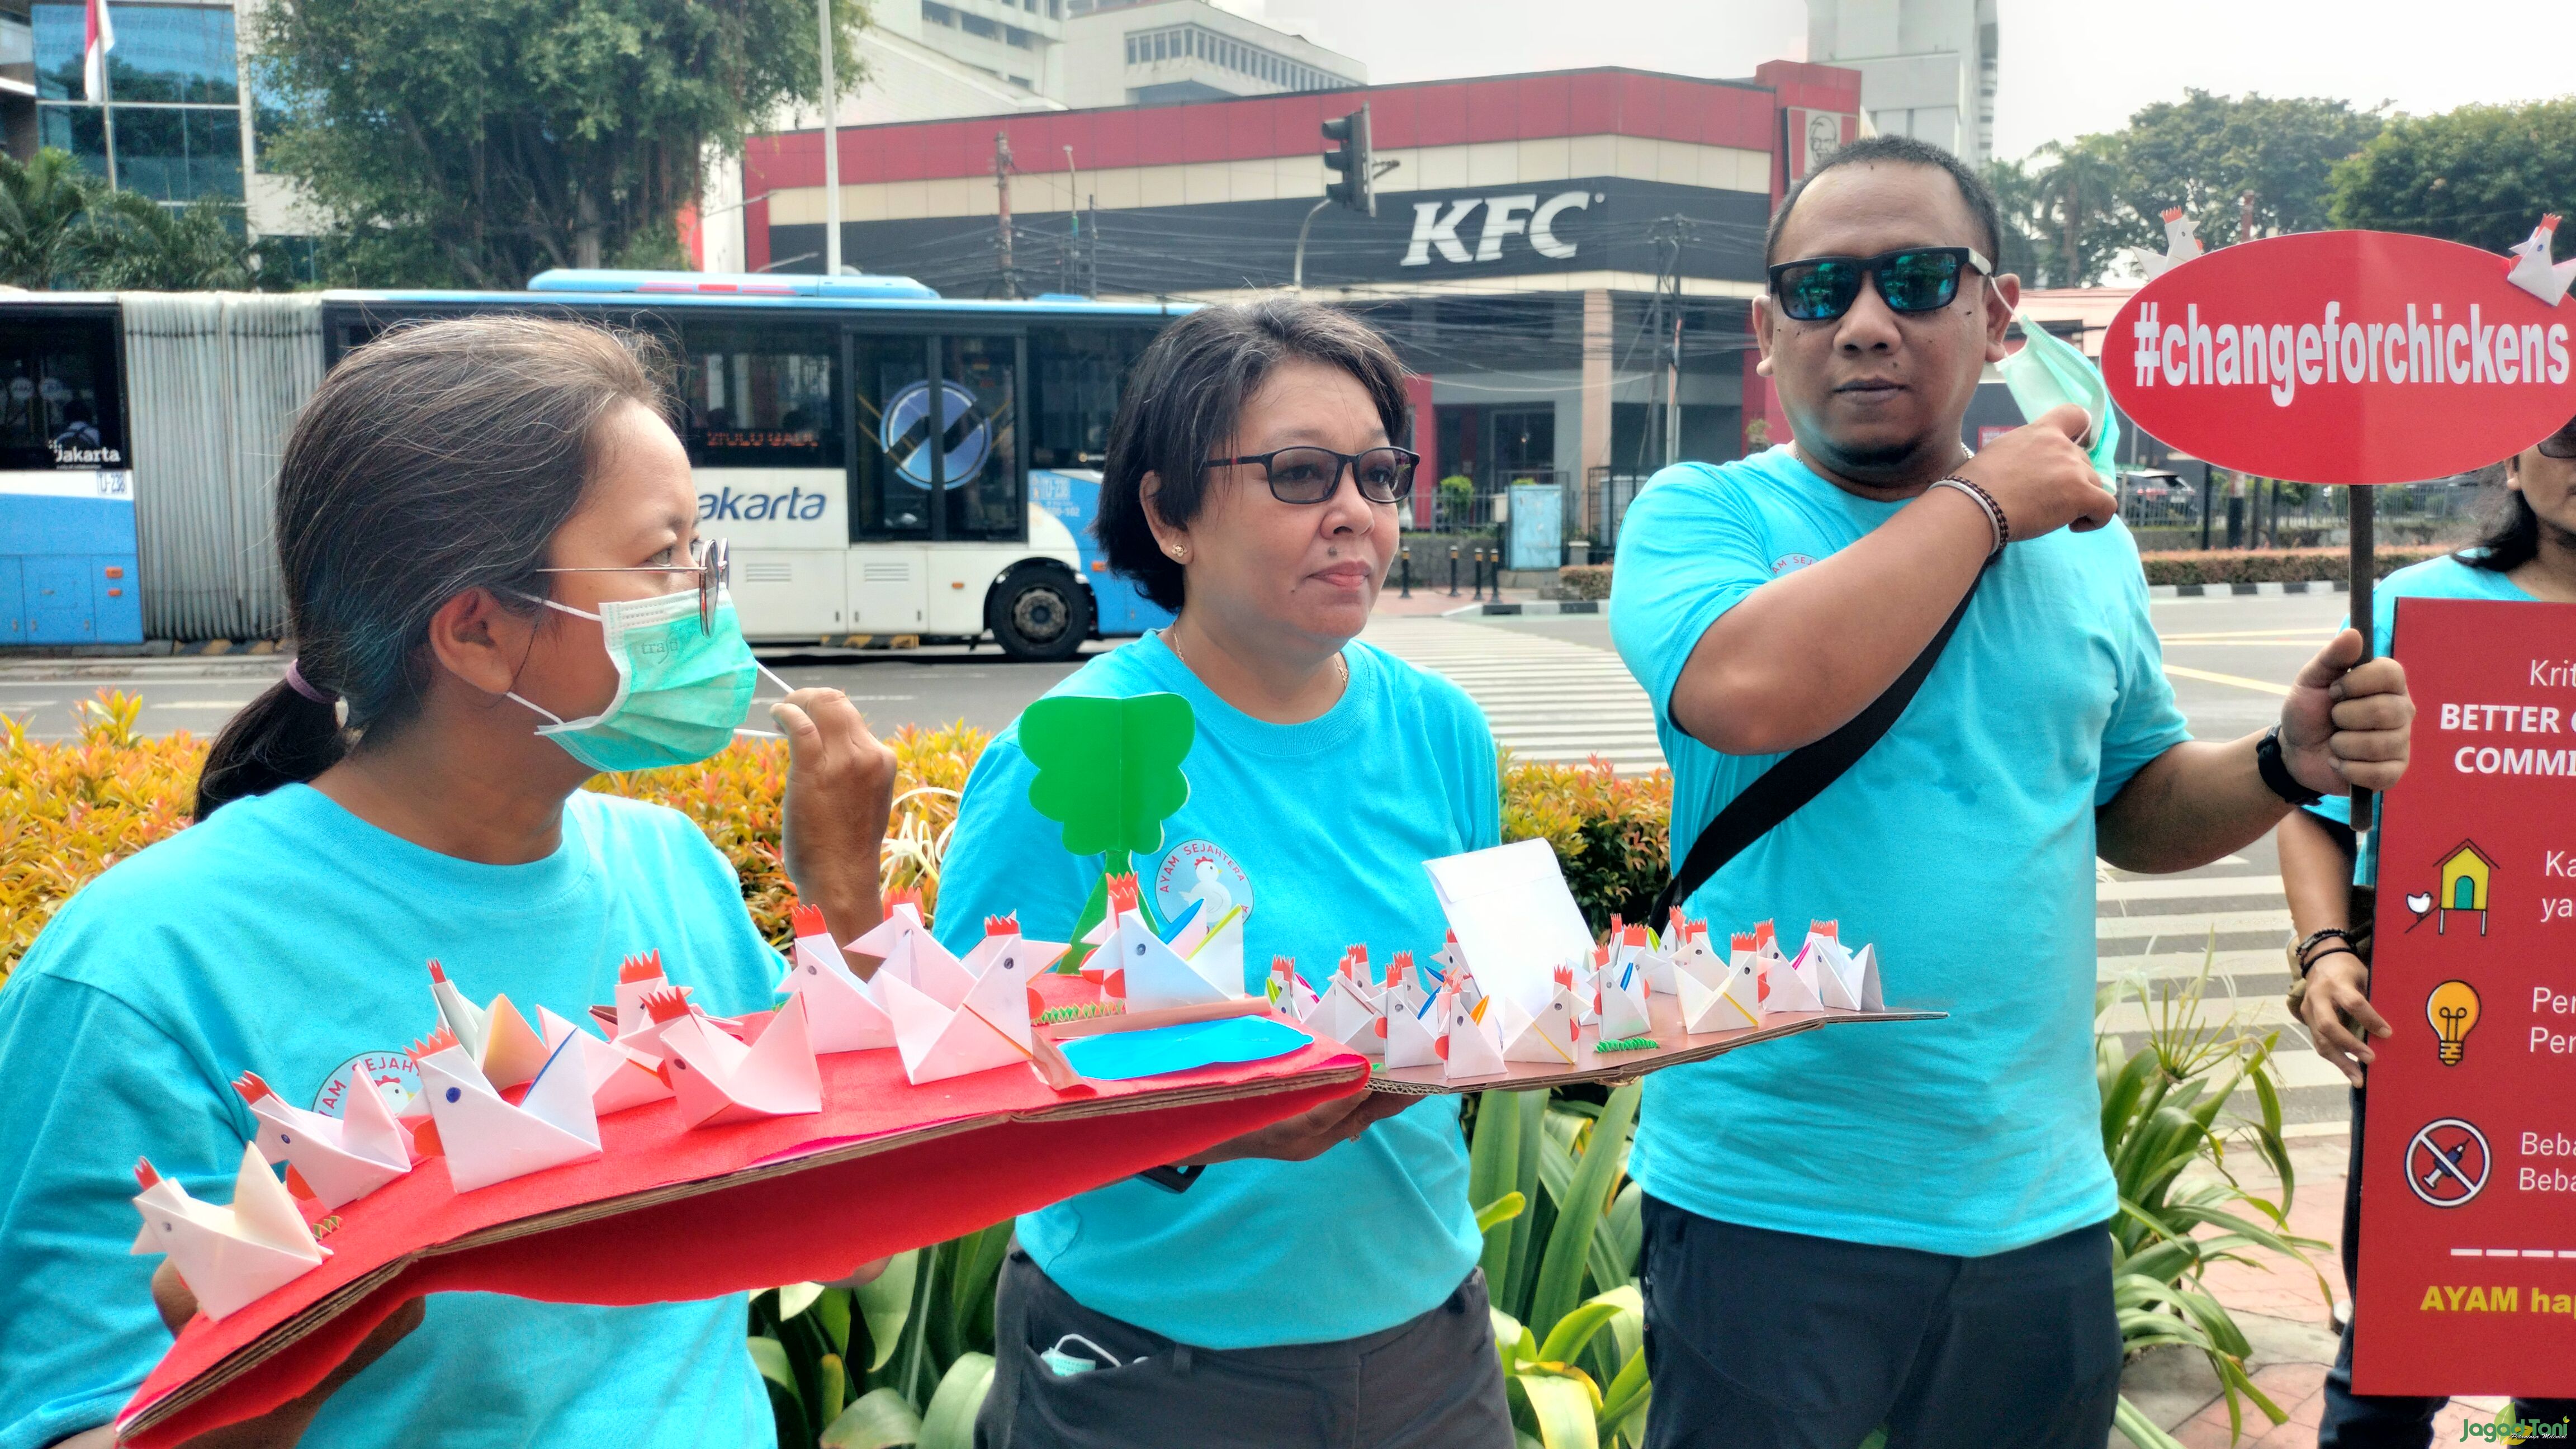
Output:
[0, 316, 897, 1449]
[929, 299, 1514, 1448]
[2283, 413, 2576, 1448]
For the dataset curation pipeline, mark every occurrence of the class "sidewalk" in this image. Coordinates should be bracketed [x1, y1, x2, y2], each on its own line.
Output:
[2123, 1129, 2518, 1447]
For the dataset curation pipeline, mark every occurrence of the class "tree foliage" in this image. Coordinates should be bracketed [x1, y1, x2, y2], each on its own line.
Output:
[2328, 98, 2576, 254]
[0, 148, 258, 291]
[247, 0, 866, 288]
[1992, 91, 2385, 286]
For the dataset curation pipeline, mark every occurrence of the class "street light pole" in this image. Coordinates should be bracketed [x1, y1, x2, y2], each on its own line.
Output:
[1291, 197, 1330, 291]
[816, 0, 841, 277]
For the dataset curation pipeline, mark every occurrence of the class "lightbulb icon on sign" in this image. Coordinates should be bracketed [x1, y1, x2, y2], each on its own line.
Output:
[2426, 979, 2480, 1066]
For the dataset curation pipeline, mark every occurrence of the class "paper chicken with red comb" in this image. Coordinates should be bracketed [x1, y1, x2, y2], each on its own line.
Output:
[2505, 214, 2574, 307]
[131, 1149, 330, 1321]
[233, 1071, 413, 1212]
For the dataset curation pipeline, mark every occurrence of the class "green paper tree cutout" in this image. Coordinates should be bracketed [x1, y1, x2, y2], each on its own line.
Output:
[1019, 692, 1195, 969]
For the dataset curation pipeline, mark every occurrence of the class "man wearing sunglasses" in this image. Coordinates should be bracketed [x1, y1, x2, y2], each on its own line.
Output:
[1609, 135, 2416, 1448]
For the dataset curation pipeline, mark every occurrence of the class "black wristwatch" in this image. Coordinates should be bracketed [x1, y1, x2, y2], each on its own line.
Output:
[2256, 726, 2323, 807]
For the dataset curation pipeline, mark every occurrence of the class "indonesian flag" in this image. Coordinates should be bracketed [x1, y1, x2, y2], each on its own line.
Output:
[82, 0, 113, 103]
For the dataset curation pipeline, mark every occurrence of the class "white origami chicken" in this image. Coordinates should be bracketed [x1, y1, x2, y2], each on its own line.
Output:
[428, 960, 555, 1092]
[1671, 925, 1762, 1034]
[2127, 207, 2204, 280]
[1381, 987, 1446, 1069]
[1791, 921, 1884, 1013]
[1437, 983, 1509, 1082]
[783, 903, 897, 1053]
[962, 912, 1070, 983]
[614, 950, 672, 1039]
[1381, 951, 1427, 1020]
[2505, 215, 2574, 307]
[1098, 874, 1240, 1011]
[131, 1147, 330, 1321]
[1300, 954, 1385, 1059]
[1265, 954, 1320, 1019]
[233, 1071, 413, 1211]
[1492, 965, 1584, 1067]
[652, 991, 823, 1126]
[1729, 920, 1817, 1015]
[410, 1025, 602, 1192]
[881, 936, 1043, 1086]
[1593, 946, 1655, 1041]
[535, 1006, 674, 1116]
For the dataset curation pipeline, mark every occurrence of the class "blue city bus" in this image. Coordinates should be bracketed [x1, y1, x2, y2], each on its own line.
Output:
[0, 271, 1184, 657]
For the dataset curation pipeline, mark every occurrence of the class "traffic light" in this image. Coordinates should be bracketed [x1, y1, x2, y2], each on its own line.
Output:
[1322, 106, 1374, 216]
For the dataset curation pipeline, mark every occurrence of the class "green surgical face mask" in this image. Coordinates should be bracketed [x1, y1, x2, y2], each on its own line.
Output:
[1997, 310, 2122, 485]
[508, 587, 775, 772]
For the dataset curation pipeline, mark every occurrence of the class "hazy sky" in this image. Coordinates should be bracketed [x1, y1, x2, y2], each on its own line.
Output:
[1247, 0, 2568, 161]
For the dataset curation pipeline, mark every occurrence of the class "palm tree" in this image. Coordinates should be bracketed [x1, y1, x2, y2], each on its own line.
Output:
[2029, 136, 2130, 286]
[75, 191, 257, 291]
[0, 149, 107, 289]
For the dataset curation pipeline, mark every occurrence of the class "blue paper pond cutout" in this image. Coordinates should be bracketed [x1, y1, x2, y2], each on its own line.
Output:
[1057, 1015, 1308, 1082]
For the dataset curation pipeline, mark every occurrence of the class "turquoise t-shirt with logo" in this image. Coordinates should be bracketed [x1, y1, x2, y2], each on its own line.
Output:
[2305, 551, 2537, 886]
[0, 784, 779, 1449]
[1609, 446, 2194, 1257]
[932, 633, 1495, 1349]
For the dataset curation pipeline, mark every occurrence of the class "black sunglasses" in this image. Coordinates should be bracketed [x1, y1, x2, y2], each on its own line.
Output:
[1766, 247, 1995, 323]
[2539, 419, 2576, 460]
[1202, 446, 1419, 505]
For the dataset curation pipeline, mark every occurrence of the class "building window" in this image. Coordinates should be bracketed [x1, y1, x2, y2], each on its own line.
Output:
[959, 11, 998, 39]
[31, 2, 244, 205]
[924, 1, 958, 27]
[1124, 22, 1332, 91]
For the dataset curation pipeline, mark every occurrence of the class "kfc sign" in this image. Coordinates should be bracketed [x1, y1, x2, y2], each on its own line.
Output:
[1401, 190, 1601, 268]
[1786, 108, 1857, 182]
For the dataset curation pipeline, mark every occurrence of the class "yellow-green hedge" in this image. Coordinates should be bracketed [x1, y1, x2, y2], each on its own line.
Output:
[3, 693, 1675, 986]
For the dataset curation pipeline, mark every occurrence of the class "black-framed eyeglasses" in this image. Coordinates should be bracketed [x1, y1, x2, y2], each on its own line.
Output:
[532, 536, 730, 632]
[1203, 446, 1419, 505]
[1766, 246, 1995, 323]
[2538, 418, 2576, 461]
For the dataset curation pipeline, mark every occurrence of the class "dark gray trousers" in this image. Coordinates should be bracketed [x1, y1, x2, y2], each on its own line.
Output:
[1639, 1196, 2123, 1449]
[977, 1245, 1515, 1449]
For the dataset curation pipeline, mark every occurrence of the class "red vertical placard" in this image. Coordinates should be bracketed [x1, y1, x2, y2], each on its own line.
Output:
[2353, 596, 2576, 1397]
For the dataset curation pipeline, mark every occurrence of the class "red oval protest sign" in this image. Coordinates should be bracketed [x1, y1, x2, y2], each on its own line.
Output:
[2105, 230, 2576, 485]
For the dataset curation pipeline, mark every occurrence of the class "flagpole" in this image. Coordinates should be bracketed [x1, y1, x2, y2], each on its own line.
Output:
[100, 60, 116, 191]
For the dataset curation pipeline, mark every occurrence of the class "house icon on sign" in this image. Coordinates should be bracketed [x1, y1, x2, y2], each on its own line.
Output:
[2435, 841, 2496, 936]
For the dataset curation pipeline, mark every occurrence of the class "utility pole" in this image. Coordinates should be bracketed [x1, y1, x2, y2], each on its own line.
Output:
[1062, 145, 1079, 297]
[816, 0, 840, 277]
[994, 131, 1016, 299]
[1641, 216, 1686, 470]
[1086, 194, 1098, 298]
[2238, 188, 2257, 245]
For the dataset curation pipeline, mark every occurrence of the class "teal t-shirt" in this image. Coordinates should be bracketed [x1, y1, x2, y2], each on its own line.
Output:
[932, 633, 1494, 1349]
[0, 784, 779, 1449]
[2305, 552, 2537, 886]
[1608, 447, 2194, 1257]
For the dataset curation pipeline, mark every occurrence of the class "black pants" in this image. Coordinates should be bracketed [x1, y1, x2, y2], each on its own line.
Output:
[2321, 1088, 2576, 1447]
[1638, 1195, 2122, 1449]
[976, 1246, 1515, 1449]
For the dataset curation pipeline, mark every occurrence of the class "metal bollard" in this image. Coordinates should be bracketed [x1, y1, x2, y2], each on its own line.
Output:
[1448, 544, 1460, 598]
[1472, 546, 1488, 601]
[1398, 545, 1412, 599]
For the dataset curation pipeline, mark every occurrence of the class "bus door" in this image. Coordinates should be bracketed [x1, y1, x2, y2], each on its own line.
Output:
[845, 330, 1029, 637]
[673, 317, 845, 640]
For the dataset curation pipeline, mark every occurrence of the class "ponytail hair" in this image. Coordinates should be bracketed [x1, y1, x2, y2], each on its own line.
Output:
[196, 316, 673, 818]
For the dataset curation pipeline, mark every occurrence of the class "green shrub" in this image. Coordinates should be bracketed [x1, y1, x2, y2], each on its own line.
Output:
[2138, 545, 2447, 586]
[1557, 564, 1614, 601]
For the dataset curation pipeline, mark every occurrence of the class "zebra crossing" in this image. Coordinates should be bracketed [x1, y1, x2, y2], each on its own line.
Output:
[1364, 616, 1666, 775]
[1367, 614, 2346, 1128]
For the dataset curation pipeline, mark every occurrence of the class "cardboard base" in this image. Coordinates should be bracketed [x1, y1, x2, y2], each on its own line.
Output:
[119, 1023, 1363, 1446]
[1366, 991, 1939, 1095]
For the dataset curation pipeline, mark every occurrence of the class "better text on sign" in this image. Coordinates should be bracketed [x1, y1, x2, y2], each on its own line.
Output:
[2104, 231, 2576, 484]
[2352, 597, 2576, 1398]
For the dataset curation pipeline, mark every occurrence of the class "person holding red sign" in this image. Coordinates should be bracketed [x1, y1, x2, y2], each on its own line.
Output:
[1608, 134, 2418, 1449]
[2282, 412, 2576, 1447]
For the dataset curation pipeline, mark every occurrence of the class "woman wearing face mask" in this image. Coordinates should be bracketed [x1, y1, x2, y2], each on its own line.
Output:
[931, 299, 1514, 1448]
[2280, 413, 2576, 1448]
[0, 316, 896, 1449]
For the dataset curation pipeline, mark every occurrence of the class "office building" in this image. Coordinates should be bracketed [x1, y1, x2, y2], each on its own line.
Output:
[1806, 0, 1996, 166]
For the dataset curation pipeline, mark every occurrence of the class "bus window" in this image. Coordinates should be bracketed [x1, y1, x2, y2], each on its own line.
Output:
[940, 335, 1021, 543]
[1029, 325, 1153, 470]
[850, 334, 935, 541]
[0, 316, 124, 471]
[678, 323, 840, 467]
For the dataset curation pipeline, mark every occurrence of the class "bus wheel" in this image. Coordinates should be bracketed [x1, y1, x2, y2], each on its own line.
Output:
[989, 563, 1091, 662]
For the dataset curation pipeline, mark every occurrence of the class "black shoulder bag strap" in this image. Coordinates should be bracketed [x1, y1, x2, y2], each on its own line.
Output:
[1648, 565, 1988, 926]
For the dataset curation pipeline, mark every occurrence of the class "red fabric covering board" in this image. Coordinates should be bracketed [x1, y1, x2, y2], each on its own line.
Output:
[119, 1020, 1363, 1445]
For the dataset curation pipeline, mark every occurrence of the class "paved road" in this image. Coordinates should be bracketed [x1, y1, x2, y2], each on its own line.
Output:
[2, 592, 2355, 1123]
